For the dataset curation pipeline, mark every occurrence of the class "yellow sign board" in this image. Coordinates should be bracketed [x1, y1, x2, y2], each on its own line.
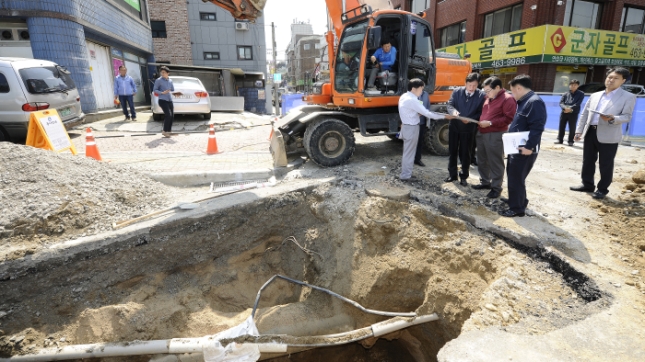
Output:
[25, 110, 77, 155]
[543, 25, 645, 67]
[438, 26, 547, 69]
[481, 67, 518, 75]
[438, 24, 645, 69]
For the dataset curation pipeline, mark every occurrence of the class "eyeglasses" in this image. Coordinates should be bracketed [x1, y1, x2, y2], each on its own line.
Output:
[483, 88, 492, 94]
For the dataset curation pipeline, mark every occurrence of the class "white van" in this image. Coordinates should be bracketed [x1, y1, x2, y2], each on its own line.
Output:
[0, 57, 85, 141]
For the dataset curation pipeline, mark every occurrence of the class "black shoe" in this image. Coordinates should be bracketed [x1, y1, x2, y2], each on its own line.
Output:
[471, 159, 478, 166]
[415, 160, 426, 167]
[125, 117, 131, 121]
[568, 142, 574, 146]
[444, 176, 457, 183]
[554, 141, 563, 144]
[570, 185, 594, 192]
[499, 209, 525, 217]
[401, 176, 418, 182]
[500, 197, 509, 203]
[592, 191, 607, 199]
[460, 179, 468, 186]
[472, 183, 491, 190]
[487, 190, 500, 198]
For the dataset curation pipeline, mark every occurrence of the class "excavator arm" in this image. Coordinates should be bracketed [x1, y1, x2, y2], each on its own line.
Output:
[202, 0, 266, 21]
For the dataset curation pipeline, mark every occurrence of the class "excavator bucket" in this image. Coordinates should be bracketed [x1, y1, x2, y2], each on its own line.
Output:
[204, 0, 266, 21]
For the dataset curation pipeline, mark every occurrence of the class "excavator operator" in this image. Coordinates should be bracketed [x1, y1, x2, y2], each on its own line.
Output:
[366, 39, 397, 90]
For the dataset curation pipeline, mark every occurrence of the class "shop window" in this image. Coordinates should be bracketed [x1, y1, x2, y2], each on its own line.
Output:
[151, 21, 167, 38]
[200, 12, 217, 21]
[564, 0, 602, 29]
[204, 52, 220, 60]
[440, 21, 466, 47]
[552, 72, 586, 93]
[483, 4, 522, 38]
[304, 43, 311, 50]
[620, 7, 645, 34]
[237, 46, 253, 60]
[0, 73, 9, 93]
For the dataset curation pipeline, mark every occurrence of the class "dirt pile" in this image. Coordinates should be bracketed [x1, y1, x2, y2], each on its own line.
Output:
[0, 143, 173, 259]
[0, 184, 606, 361]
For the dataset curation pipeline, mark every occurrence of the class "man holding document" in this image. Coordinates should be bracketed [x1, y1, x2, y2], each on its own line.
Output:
[570, 68, 636, 199]
[499, 75, 546, 218]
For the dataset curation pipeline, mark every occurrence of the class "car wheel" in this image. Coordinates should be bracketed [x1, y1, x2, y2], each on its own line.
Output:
[203, 112, 212, 120]
[425, 119, 450, 156]
[303, 118, 355, 167]
[0, 127, 8, 142]
[153, 113, 164, 121]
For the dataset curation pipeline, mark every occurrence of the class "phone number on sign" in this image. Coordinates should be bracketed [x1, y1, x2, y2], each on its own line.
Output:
[490, 57, 526, 67]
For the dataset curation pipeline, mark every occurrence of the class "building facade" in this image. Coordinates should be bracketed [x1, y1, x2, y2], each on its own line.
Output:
[148, 0, 266, 73]
[426, 0, 645, 92]
[0, 0, 155, 112]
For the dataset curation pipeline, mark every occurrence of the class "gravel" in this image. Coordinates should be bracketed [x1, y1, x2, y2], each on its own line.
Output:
[0, 143, 173, 252]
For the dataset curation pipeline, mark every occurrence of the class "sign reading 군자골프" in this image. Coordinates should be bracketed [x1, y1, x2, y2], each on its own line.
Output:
[437, 25, 645, 69]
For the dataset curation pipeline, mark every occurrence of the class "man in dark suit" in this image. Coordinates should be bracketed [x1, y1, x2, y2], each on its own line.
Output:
[555, 79, 585, 146]
[414, 89, 431, 167]
[443, 73, 486, 185]
[499, 75, 546, 218]
[570, 67, 636, 199]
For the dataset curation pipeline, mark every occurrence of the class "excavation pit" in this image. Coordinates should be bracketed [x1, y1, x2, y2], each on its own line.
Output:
[0, 184, 607, 361]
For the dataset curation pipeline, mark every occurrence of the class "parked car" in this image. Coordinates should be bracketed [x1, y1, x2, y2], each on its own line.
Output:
[577, 82, 645, 95]
[0, 57, 84, 142]
[152, 76, 212, 120]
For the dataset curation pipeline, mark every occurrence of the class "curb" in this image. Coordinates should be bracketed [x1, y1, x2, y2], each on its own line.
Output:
[146, 158, 305, 187]
[147, 169, 274, 187]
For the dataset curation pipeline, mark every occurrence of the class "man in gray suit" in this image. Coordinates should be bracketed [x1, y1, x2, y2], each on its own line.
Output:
[570, 68, 636, 199]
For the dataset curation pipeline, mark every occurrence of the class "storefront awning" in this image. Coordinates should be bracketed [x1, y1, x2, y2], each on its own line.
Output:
[148, 63, 246, 76]
[437, 25, 645, 70]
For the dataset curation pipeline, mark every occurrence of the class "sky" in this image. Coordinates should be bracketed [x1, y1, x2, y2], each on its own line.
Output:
[262, 0, 329, 61]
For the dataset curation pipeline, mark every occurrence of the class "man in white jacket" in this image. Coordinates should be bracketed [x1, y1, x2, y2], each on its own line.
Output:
[397, 78, 444, 181]
[570, 67, 636, 199]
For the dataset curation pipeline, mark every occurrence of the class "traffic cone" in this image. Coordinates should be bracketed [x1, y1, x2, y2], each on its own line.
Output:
[206, 124, 220, 155]
[85, 128, 102, 161]
[268, 118, 277, 140]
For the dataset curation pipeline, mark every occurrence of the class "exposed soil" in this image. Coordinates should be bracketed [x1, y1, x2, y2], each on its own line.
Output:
[0, 184, 607, 361]
[0, 143, 177, 261]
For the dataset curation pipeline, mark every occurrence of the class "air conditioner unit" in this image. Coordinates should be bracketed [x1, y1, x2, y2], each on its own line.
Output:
[0, 29, 14, 41]
[18, 29, 29, 40]
[235, 22, 249, 31]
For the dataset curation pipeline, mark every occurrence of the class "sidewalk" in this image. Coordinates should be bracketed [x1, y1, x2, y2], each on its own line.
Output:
[69, 110, 276, 185]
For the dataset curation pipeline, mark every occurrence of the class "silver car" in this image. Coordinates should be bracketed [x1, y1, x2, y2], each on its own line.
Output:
[152, 76, 212, 120]
[0, 57, 84, 141]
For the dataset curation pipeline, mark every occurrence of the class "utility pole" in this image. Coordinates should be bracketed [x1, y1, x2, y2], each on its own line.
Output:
[271, 22, 280, 116]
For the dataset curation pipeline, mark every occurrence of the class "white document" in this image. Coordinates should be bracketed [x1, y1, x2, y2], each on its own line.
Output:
[38, 114, 72, 152]
[589, 109, 611, 118]
[502, 131, 538, 155]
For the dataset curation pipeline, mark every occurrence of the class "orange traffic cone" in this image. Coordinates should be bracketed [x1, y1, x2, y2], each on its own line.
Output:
[268, 118, 277, 140]
[85, 127, 102, 161]
[206, 124, 220, 155]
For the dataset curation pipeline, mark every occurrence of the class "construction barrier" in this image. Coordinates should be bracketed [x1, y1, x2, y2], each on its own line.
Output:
[280, 93, 307, 115]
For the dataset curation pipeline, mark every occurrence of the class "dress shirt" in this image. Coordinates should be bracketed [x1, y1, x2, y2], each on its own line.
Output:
[590, 88, 619, 125]
[399, 91, 443, 125]
[153, 77, 175, 102]
[114, 75, 137, 96]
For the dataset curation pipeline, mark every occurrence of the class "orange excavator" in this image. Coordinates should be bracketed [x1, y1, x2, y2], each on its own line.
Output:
[205, 0, 472, 167]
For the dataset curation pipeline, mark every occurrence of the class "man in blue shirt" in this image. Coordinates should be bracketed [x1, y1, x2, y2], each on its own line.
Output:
[153, 66, 182, 138]
[113, 65, 137, 121]
[367, 40, 397, 90]
[499, 75, 546, 218]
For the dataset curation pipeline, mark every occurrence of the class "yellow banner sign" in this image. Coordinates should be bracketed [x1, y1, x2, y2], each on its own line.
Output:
[543, 25, 645, 67]
[437, 26, 547, 69]
[438, 25, 645, 69]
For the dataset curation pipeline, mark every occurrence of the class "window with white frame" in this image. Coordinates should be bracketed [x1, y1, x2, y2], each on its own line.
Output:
[483, 4, 522, 38]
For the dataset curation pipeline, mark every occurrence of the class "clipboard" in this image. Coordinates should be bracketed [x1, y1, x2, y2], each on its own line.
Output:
[589, 109, 611, 118]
